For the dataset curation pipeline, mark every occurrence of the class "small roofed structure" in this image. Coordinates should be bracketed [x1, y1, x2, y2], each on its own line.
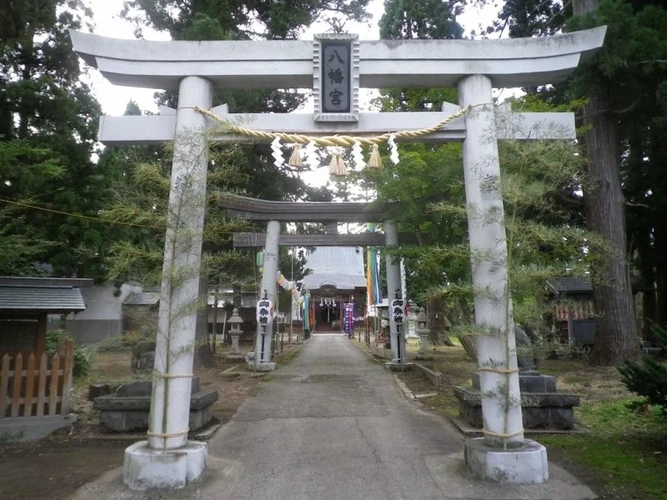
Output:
[545, 277, 596, 344]
[302, 247, 367, 333]
[123, 291, 160, 335]
[0, 277, 88, 358]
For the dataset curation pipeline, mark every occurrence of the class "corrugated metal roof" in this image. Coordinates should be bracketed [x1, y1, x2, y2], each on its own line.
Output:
[302, 247, 367, 292]
[302, 273, 366, 291]
[305, 247, 365, 277]
[546, 277, 592, 294]
[0, 285, 86, 312]
[124, 292, 160, 306]
[0, 276, 93, 287]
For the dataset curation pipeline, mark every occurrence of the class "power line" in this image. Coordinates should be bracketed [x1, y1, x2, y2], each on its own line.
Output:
[0, 197, 161, 230]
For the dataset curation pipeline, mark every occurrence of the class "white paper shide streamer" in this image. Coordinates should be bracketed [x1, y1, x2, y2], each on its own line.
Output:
[305, 140, 318, 170]
[271, 136, 284, 168]
[352, 141, 366, 170]
[388, 134, 400, 165]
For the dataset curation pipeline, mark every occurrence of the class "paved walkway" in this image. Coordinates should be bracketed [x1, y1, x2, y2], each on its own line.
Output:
[72, 335, 597, 499]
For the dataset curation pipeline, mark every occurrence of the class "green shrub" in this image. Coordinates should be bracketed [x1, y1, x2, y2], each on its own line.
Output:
[45, 329, 93, 378]
[618, 324, 667, 416]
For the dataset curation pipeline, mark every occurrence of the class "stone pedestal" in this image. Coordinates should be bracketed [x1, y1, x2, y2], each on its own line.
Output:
[227, 331, 243, 361]
[415, 308, 432, 360]
[94, 378, 218, 433]
[251, 362, 276, 372]
[384, 361, 413, 372]
[416, 335, 432, 360]
[124, 440, 207, 491]
[455, 371, 580, 430]
[227, 308, 244, 362]
[465, 438, 548, 484]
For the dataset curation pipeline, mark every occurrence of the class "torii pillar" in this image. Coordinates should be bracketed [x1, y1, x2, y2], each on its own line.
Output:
[254, 220, 280, 370]
[384, 219, 407, 368]
[125, 76, 213, 489]
[458, 75, 541, 481]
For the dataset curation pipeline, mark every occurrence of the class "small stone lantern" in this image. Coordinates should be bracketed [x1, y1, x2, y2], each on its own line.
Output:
[227, 308, 244, 362]
[415, 307, 432, 360]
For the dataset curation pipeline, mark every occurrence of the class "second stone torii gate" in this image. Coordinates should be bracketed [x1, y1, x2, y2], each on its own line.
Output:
[218, 193, 415, 370]
[71, 27, 606, 489]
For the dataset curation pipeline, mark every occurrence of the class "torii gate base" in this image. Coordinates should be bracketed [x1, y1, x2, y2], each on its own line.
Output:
[465, 439, 548, 484]
[124, 441, 207, 490]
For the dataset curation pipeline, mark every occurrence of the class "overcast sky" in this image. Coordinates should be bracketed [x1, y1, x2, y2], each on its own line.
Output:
[87, 0, 493, 116]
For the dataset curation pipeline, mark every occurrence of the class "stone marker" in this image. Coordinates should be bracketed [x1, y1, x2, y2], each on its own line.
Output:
[226, 308, 244, 362]
[415, 307, 433, 361]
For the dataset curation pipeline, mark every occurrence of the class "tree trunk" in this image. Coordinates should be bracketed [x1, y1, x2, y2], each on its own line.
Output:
[458, 335, 478, 363]
[193, 275, 215, 369]
[657, 267, 667, 329]
[574, 0, 639, 365]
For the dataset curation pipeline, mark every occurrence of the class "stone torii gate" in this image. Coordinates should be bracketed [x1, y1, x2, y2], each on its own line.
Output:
[71, 27, 605, 489]
[218, 193, 415, 370]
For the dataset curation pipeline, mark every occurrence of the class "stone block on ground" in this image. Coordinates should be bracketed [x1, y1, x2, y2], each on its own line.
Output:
[88, 383, 111, 401]
[472, 371, 557, 393]
[454, 386, 580, 430]
[94, 380, 217, 432]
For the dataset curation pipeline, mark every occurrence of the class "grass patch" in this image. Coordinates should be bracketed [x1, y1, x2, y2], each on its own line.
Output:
[542, 398, 667, 499]
[394, 343, 667, 498]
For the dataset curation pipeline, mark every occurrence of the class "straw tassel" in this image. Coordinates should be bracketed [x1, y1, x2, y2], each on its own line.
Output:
[288, 144, 304, 168]
[368, 144, 383, 169]
[329, 153, 348, 176]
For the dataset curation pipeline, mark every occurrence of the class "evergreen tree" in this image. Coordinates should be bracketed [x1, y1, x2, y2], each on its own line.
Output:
[487, 0, 667, 364]
[122, 0, 371, 40]
[618, 325, 667, 415]
[569, 0, 639, 364]
[0, 0, 109, 278]
[379, 0, 464, 39]
[372, 0, 605, 343]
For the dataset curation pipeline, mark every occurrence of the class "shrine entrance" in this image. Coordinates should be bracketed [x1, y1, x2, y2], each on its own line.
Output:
[71, 26, 606, 489]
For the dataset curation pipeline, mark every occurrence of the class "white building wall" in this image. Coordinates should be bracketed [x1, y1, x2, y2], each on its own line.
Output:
[64, 283, 142, 345]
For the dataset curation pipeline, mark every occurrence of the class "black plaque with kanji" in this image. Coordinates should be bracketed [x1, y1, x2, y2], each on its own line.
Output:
[257, 299, 272, 325]
[391, 299, 405, 325]
[321, 40, 351, 113]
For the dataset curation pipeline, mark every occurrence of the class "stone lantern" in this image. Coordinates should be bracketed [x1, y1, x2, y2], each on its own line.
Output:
[227, 308, 244, 362]
[415, 307, 432, 360]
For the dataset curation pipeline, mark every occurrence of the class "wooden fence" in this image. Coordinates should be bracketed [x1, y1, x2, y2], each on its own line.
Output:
[0, 339, 74, 419]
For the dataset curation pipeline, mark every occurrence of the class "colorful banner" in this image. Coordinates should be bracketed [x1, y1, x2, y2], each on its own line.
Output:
[366, 224, 382, 305]
[274, 270, 304, 305]
[343, 303, 355, 333]
[303, 293, 310, 330]
[301, 292, 314, 330]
